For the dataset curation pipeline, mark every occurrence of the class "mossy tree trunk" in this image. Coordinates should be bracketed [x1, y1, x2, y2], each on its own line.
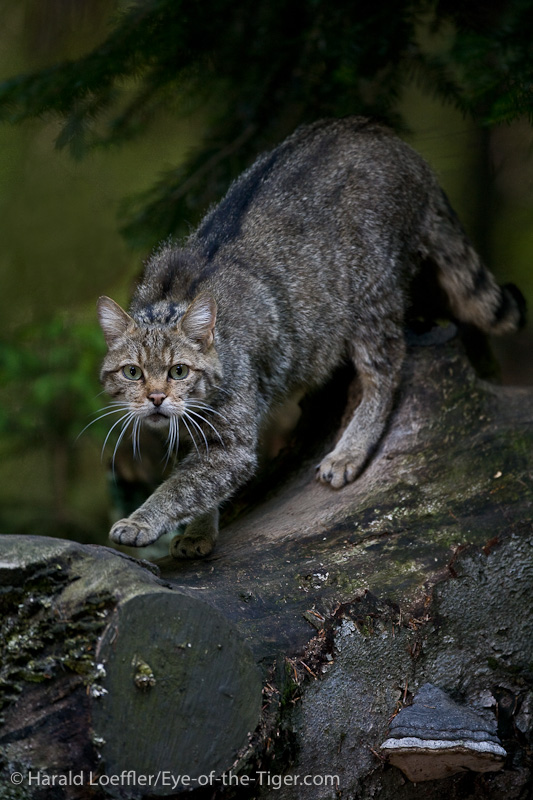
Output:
[0, 334, 532, 799]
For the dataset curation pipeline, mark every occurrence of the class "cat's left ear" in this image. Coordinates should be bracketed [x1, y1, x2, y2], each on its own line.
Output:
[180, 294, 217, 350]
[97, 296, 136, 347]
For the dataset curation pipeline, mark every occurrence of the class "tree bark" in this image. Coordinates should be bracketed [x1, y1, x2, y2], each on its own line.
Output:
[1, 333, 532, 799]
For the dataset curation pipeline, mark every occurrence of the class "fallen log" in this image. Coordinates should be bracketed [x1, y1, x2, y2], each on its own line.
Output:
[0, 332, 532, 799]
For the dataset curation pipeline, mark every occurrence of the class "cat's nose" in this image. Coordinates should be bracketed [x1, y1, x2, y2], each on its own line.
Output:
[148, 392, 166, 407]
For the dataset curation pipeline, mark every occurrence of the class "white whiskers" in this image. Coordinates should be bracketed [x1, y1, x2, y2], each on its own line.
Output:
[164, 415, 180, 468]
[77, 402, 142, 474]
[184, 403, 226, 448]
[183, 411, 209, 453]
[164, 399, 226, 462]
[131, 415, 142, 461]
[110, 411, 138, 471]
[76, 402, 130, 441]
[78, 396, 225, 473]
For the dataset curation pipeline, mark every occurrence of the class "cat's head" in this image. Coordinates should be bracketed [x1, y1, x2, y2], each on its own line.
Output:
[96, 294, 222, 456]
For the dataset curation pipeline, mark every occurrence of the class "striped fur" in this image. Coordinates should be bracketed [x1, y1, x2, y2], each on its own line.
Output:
[97, 117, 525, 557]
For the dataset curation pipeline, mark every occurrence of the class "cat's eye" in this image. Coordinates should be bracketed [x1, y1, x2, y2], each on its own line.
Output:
[168, 364, 189, 380]
[122, 364, 143, 381]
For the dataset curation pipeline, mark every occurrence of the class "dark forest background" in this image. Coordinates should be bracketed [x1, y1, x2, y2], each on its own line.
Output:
[0, 0, 532, 546]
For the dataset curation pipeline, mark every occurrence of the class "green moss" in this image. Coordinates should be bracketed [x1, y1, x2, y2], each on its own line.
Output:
[279, 661, 301, 709]
[0, 565, 114, 715]
[357, 616, 375, 637]
[328, 571, 367, 596]
[133, 657, 157, 690]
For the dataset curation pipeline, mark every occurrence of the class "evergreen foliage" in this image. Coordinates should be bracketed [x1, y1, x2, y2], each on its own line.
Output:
[1, 0, 532, 248]
[0, 317, 105, 446]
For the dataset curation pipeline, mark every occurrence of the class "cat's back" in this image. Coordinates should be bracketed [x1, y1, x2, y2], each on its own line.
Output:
[137, 117, 435, 311]
[191, 117, 434, 263]
[130, 118, 449, 397]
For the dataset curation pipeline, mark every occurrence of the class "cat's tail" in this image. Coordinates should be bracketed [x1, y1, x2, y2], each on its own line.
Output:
[419, 189, 526, 335]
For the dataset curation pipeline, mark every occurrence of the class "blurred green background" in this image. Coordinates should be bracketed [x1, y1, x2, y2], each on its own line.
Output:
[0, 0, 531, 546]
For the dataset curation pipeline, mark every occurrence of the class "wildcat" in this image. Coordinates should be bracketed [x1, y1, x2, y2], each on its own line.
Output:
[97, 117, 525, 558]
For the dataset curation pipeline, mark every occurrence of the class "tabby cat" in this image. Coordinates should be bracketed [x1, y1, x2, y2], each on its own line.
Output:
[97, 117, 525, 557]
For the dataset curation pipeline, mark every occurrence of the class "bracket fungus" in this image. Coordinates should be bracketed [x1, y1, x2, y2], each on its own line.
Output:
[381, 683, 506, 782]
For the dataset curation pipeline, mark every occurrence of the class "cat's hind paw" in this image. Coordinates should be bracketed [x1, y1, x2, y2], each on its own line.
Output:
[170, 509, 219, 559]
[170, 532, 215, 559]
[109, 518, 158, 547]
[317, 448, 364, 489]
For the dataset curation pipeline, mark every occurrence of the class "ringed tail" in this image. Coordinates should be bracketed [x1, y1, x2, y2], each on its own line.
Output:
[420, 189, 526, 336]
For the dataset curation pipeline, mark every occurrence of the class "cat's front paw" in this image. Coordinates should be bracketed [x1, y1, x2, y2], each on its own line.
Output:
[109, 518, 159, 547]
[169, 532, 215, 559]
[317, 449, 364, 489]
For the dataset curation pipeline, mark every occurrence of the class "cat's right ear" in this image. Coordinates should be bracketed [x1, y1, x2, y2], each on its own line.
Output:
[97, 296, 135, 347]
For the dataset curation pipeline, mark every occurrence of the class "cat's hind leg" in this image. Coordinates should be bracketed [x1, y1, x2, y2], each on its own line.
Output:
[169, 508, 219, 559]
[317, 322, 405, 488]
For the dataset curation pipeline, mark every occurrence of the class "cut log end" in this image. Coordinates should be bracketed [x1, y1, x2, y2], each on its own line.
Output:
[90, 591, 262, 796]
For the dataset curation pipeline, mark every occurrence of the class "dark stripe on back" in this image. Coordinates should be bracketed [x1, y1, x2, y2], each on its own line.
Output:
[196, 150, 281, 261]
[185, 262, 223, 300]
[159, 250, 203, 298]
